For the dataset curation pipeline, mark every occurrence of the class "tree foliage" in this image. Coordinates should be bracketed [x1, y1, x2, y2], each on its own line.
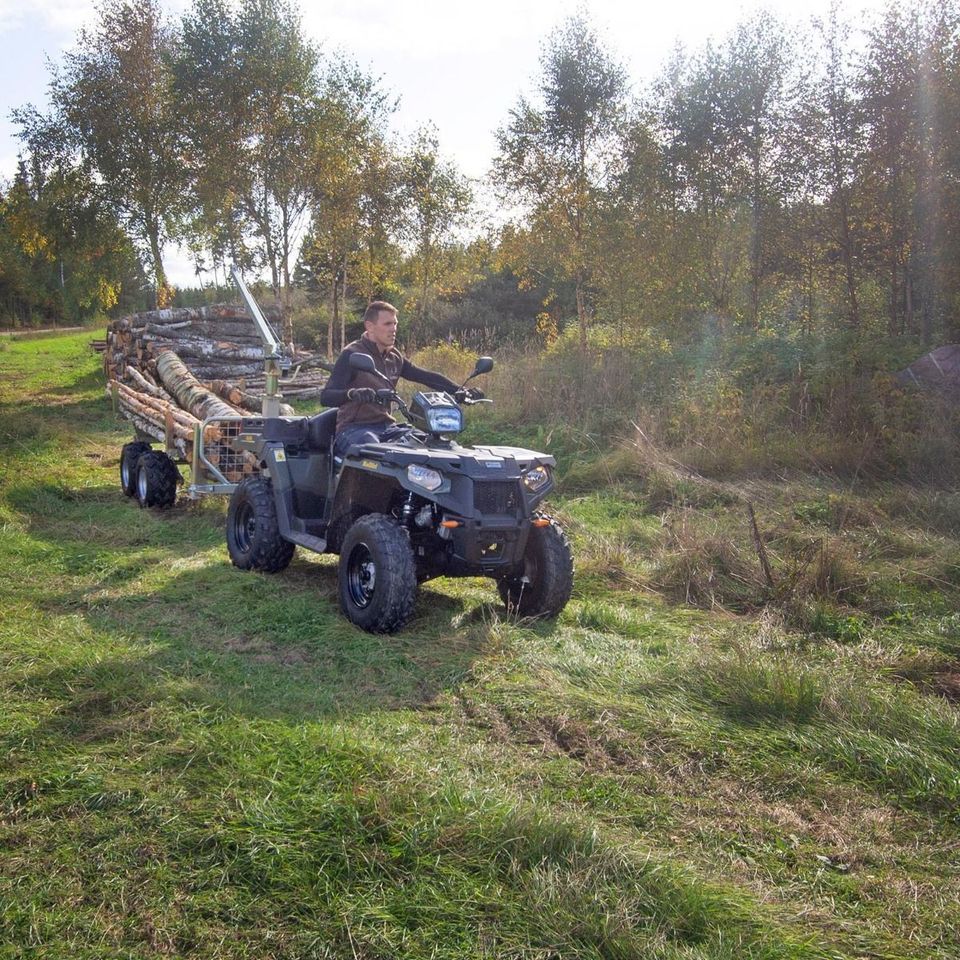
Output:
[4, 0, 960, 373]
[51, 0, 184, 305]
[1, 112, 143, 326]
[494, 12, 628, 352]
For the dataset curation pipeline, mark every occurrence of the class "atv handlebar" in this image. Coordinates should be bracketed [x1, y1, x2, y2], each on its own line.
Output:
[347, 351, 493, 418]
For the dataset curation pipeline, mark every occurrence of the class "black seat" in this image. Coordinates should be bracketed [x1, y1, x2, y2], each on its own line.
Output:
[262, 416, 308, 444]
[305, 408, 338, 452]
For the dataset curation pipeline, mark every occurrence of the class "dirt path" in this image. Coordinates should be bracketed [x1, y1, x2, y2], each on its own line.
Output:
[1, 325, 91, 338]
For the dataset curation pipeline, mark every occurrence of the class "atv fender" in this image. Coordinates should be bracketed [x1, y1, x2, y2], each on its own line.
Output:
[327, 462, 404, 551]
[261, 441, 327, 552]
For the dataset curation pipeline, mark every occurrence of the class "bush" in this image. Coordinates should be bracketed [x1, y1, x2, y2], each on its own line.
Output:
[410, 326, 960, 484]
[409, 341, 480, 384]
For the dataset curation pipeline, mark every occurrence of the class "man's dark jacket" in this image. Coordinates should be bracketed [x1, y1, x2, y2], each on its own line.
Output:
[320, 335, 459, 432]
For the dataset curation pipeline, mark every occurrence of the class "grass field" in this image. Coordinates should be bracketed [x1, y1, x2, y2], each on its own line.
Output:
[1, 330, 958, 959]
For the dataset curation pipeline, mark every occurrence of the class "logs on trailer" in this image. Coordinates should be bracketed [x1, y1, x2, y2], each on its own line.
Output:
[105, 302, 329, 483]
[154, 349, 250, 421]
[205, 379, 294, 416]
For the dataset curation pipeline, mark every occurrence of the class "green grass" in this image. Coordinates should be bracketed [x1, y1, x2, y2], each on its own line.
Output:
[1, 330, 959, 958]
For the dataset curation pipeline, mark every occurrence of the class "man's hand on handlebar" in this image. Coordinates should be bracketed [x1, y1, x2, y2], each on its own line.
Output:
[347, 387, 379, 404]
[454, 387, 485, 404]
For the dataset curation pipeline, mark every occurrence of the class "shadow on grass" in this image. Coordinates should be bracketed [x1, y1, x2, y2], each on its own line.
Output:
[5, 481, 221, 562]
[5, 477, 505, 726]
[7, 562, 498, 733]
[3, 421, 557, 727]
[0, 396, 117, 449]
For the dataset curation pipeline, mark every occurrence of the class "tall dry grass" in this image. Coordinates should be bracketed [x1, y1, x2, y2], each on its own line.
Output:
[414, 332, 960, 484]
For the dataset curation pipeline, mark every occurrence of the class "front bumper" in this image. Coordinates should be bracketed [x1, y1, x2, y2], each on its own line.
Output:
[445, 518, 529, 569]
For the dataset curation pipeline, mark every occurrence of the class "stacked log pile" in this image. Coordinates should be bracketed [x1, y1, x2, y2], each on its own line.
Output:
[104, 304, 329, 393]
[104, 304, 332, 482]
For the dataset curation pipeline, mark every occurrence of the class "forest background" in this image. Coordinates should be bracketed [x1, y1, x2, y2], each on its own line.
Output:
[2, 0, 960, 479]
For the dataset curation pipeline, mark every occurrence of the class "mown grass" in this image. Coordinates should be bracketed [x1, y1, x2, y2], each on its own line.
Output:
[1, 330, 959, 958]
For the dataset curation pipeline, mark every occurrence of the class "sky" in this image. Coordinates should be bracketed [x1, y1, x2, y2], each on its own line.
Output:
[0, 0, 890, 285]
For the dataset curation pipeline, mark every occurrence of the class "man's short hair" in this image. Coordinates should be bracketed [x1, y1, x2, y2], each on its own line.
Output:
[363, 301, 397, 325]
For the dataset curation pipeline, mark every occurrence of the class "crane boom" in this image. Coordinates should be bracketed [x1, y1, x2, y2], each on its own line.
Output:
[230, 265, 288, 417]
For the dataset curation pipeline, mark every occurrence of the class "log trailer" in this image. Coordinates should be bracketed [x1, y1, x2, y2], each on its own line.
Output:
[113, 268, 293, 506]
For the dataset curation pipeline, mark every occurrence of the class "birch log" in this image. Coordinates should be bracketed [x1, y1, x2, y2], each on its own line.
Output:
[154, 350, 244, 421]
[205, 379, 294, 416]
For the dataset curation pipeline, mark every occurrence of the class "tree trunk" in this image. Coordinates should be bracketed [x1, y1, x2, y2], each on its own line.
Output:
[417, 232, 433, 334]
[751, 147, 762, 330]
[147, 223, 171, 309]
[206, 379, 293, 416]
[331, 270, 340, 355]
[838, 190, 860, 329]
[576, 279, 588, 355]
[154, 349, 243, 421]
[889, 253, 899, 337]
[152, 337, 268, 362]
[340, 255, 347, 349]
[281, 206, 294, 345]
[905, 268, 915, 336]
[366, 240, 375, 303]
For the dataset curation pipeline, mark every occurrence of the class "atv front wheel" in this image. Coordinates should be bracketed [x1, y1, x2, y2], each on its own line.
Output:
[135, 450, 180, 509]
[226, 477, 295, 572]
[338, 513, 417, 634]
[498, 517, 573, 618]
[120, 441, 151, 497]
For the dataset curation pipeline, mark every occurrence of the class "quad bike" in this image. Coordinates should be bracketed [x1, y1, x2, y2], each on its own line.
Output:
[116, 269, 573, 633]
[222, 350, 574, 632]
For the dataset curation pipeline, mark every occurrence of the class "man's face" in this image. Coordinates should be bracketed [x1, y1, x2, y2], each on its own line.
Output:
[365, 309, 398, 351]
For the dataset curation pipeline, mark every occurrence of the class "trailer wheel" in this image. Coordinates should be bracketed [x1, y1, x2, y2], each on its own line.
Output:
[338, 513, 416, 634]
[135, 450, 180, 510]
[120, 441, 151, 497]
[226, 477, 295, 573]
[497, 516, 573, 619]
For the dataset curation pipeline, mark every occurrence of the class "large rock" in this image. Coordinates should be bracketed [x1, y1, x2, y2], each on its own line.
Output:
[896, 345, 960, 398]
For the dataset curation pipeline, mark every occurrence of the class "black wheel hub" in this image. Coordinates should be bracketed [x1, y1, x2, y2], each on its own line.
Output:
[233, 501, 256, 553]
[346, 542, 376, 608]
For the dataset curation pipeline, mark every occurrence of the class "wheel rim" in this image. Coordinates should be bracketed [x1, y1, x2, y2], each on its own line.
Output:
[233, 501, 256, 553]
[137, 465, 148, 501]
[121, 458, 132, 489]
[346, 542, 376, 609]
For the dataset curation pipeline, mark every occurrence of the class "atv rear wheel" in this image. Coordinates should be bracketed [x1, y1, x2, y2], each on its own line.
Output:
[120, 441, 151, 497]
[226, 477, 295, 573]
[338, 513, 417, 634]
[135, 450, 180, 509]
[497, 517, 573, 618]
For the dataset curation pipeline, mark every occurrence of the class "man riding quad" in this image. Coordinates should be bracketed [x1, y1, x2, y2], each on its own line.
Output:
[224, 299, 573, 632]
[320, 300, 484, 454]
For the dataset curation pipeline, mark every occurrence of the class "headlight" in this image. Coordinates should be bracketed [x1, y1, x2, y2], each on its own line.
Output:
[523, 465, 551, 492]
[407, 464, 443, 491]
[425, 406, 463, 433]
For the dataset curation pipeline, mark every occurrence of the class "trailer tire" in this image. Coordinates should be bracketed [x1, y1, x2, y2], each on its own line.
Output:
[226, 477, 295, 573]
[497, 516, 573, 618]
[338, 513, 417, 634]
[135, 450, 180, 510]
[120, 441, 151, 497]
